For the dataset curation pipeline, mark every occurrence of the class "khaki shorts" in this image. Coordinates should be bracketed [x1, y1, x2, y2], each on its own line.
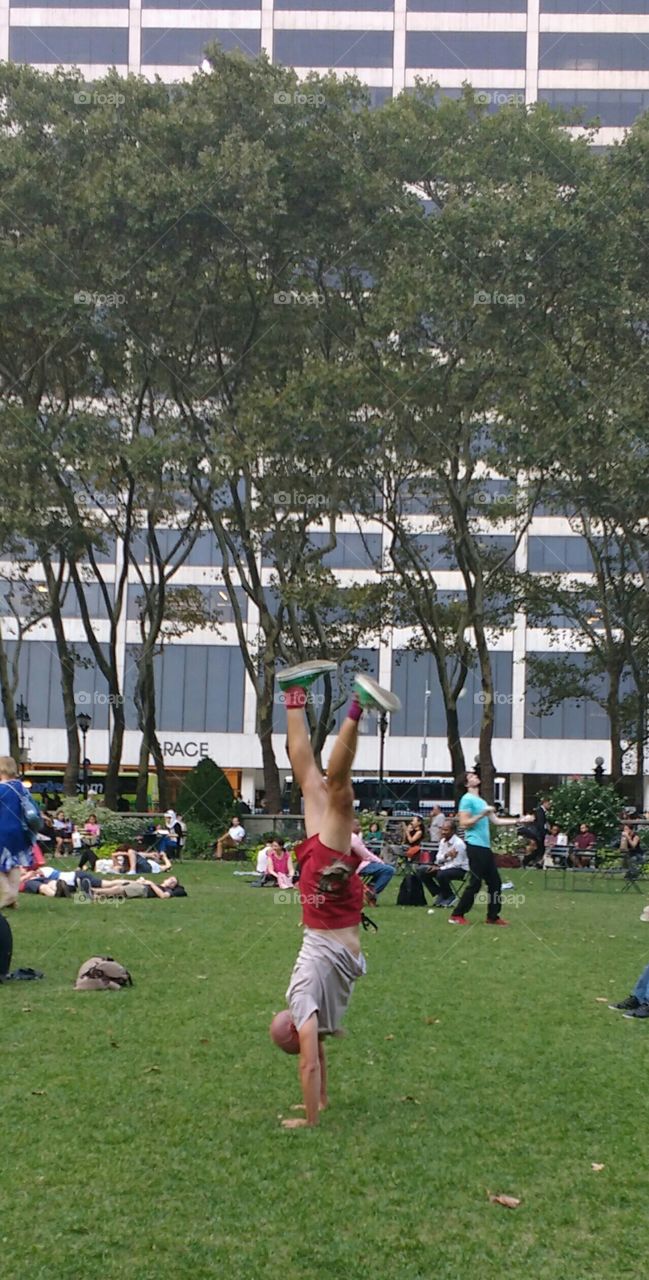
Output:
[287, 928, 365, 1037]
[0, 867, 21, 909]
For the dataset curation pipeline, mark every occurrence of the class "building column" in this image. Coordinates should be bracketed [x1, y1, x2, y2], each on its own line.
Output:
[509, 772, 524, 814]
[526, 0, 540, 104]
[129, 0, 141, 75]
[261, 0, 273, 60]
[393, 0, 406, 95]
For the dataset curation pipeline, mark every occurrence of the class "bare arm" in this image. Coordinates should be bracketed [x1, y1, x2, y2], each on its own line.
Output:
[281, 1014, 321, 1129]
[141, 879, 169, 899]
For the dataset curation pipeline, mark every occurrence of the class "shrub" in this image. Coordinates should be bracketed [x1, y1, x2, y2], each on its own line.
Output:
[177, 758, 234, 832]
[183, 820, 215, 860]
[548, 778, 621, 843]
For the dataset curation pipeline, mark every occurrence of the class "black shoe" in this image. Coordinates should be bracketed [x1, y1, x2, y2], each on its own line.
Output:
[609, 995, 640, 1011]
[623, 1003, 649, 1019]
[55, 880, 72, 898]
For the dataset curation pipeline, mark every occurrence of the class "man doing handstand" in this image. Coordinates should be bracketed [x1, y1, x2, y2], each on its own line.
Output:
[270, 660, 400, 1129]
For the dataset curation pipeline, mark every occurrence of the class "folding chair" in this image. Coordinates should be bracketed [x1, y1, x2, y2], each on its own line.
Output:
[622, 856, 649, 893]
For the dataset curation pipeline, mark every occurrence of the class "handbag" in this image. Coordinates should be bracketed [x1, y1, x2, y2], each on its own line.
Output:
[20, 788, 44, 837]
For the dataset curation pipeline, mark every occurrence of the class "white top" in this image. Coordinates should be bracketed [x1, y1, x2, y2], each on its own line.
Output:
[72, 831, 83, 849]
[229, 824, 245, 842]
[256, 848, 269, 874]
[429, 812, 446, 844]
[436, 835, 468, 871]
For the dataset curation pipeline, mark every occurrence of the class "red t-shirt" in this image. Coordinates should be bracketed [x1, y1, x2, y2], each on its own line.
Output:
[296, 834, 363, 929]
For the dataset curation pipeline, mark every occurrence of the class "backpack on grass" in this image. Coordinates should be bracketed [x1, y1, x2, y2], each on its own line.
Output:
[396, 874, 427, 907]
[74, 956, 133, 991]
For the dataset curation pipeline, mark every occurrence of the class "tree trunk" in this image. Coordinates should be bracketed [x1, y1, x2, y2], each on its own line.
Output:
[446, 703, 467, 806]
[104, 689, 125, 810]
[136, 735, 149, 811]
[474, 627, 496, 805]
[258, 671, 281, 813]
[0, 631, 19, 760]
[607, 662, 623, 788]
[635, 697, 646, 813]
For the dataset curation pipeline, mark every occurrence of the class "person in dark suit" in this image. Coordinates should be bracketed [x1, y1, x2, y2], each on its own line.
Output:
[521, 796, 550, 867]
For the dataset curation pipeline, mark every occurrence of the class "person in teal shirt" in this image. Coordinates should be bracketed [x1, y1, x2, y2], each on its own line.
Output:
[449, 769, 532, 927]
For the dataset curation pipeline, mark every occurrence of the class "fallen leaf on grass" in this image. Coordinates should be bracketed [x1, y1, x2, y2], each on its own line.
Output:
[197, 975, 208, 981]
[31, 1090, 46, 1096]
[110, 1041, 119, 1049]
[399, 1095, 420, 1105]
[143, 1066, 161, 1074]
[199, 1038, 210, 1045]
[591, 1163, 605, 1172]
[595, 998, 609, 1004]
[385, 1034, 395, 1040]
[424, 1017, 441, 1025]
[488, 1193, 521, 1209]
[21, 1007, 31, 1013]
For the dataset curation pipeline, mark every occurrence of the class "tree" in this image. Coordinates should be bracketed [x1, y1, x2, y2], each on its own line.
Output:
[177, 757, 234, 832]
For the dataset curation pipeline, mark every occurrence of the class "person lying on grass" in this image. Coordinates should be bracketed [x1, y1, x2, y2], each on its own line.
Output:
[88, 875, 187, 901]
[269, 660, 400, 1130]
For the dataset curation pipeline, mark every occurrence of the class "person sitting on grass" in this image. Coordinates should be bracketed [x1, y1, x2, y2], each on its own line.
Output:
[608, 961, 649, 1019]
[214, 817, 246, 861]
[265, 840, 294, 890]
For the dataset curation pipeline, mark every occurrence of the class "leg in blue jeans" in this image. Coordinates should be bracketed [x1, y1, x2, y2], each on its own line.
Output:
[363, 864, 395, 896]
[632, 963, 649, 1004]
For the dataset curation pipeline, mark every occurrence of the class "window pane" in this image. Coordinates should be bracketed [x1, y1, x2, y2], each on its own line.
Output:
[406, 31, 526, 68]
[141, 29, 261, 64]
[539, 87, 649, 126]
[10, 27, 129, 63]
[540, 33, 649, 70]
[274, 30, 394, 66]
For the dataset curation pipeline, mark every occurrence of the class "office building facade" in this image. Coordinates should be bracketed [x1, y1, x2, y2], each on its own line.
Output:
[2, 0, 649, 143]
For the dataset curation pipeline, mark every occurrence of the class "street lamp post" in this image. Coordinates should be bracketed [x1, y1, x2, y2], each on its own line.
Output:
[16, 696, 30, 777]
[77, 713, 92, 798]
[420, 683, 431, 780]
[377, 711, 388, 813]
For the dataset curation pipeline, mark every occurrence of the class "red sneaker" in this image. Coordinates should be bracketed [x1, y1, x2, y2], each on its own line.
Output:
[448, 915, 469, 925]
[485, 917, 510, 927]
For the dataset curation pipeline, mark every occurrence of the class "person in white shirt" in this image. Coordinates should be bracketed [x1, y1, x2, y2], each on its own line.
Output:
[429, 805, 446, 849]
[418, 819, 469, 907]
[215, 817, 246, 860]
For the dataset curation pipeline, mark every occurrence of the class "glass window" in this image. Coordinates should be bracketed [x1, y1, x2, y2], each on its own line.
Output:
[411, 0, 526, 8]
[527, 536, 594, 573]
[13, 0, 128, 6]
[541, 0, 649, 11]
[307, 531, 383, 569]
[124, 644, 245, 731]
[539, 88, 649, 127]
[276, 0, 393, 6]
[141, 29, 261, 64]
[0, 641, 111, 730]
[126, 583, 247, 623]
[539, 33, 649, 70]
[525, 654, 609, 740]
[390, 650, 514, 737]
[406, 32, 526, 68]
[436, 86, 525, 110]
[10, 28, 129, 64]
[142, 0, 258, 5]
[274, 30, 394, 67]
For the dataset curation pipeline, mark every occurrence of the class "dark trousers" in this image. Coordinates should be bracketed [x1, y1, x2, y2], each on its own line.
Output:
[453, 844, 502, 921]
[78, 847, 97, 871]
[0, 911, 12, 977]
[417, 865, 464, 903]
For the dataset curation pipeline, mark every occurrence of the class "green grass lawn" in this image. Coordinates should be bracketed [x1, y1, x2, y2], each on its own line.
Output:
[2, 864, 648, 1280]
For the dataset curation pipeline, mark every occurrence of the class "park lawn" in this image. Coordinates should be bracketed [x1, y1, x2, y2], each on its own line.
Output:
[1, 864, 647, 1280]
